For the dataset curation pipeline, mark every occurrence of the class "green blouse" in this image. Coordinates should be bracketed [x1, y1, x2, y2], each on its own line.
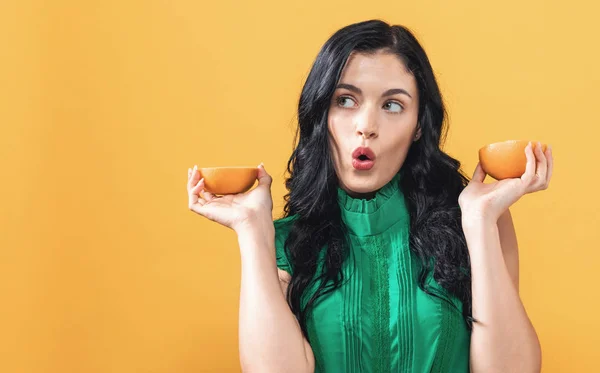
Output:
[273, 173, 470, 372]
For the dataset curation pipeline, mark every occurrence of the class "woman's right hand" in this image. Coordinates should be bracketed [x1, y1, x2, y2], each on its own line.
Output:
[186, 164, 274, 232]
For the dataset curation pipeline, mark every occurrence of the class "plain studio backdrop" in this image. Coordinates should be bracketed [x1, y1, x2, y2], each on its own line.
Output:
[1, 0, 598, 372]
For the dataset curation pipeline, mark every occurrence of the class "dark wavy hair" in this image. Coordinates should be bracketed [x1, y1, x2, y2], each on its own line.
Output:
[281, 19, 473, 340]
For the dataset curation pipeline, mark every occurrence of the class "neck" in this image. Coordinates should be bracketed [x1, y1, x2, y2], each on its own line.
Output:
[343, 189, 377, 200]
[336, 173, 409, 237]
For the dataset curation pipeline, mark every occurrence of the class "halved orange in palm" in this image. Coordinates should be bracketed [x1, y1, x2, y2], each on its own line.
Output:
[479, 140, 547, 180]
[199, 167, 258, 195]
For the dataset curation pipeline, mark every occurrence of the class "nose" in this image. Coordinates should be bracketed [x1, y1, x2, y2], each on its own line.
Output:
[355, 109, 378, 139]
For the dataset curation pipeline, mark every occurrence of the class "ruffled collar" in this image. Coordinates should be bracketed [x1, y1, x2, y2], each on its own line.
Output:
[336, 173, 410, 237]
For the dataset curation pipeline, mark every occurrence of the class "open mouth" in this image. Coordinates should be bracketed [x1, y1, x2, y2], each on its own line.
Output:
[352, 148, 376, 170]
[352, 146, 376, 161]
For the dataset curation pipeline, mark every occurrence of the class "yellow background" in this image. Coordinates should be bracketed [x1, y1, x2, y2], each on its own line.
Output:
[2, 0, 598, 372]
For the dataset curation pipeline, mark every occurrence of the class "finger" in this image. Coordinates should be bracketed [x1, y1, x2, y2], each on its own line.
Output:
[471, 162, 487, 183]
[189, 177, 206, 209]
[545, 145, 553, 186]
[189, 200, 218, 221]
[534, 142, 547, 183]
[202, 189, 216, 202]
[191, 177, 205, 198]
[189, 201, 208, 217]
[257, 163, 272, 188]
[187, 165, 200, 191]
[521, 142, 536, 184]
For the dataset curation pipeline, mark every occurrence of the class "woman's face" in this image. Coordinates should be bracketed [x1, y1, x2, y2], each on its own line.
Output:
[328, 50, 421, 199]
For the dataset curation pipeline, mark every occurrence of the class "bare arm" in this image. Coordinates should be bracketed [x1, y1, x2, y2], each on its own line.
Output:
[464, 210, 541, 373]
[458, 143, 552, 373]
[186, 164, 314, 372]
[237, 216, 315, 373]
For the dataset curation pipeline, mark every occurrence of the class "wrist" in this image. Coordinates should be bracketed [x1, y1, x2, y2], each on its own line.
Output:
[234, 210, 275, 238]
[461, 209, 498, 229]
[235, 214, 277, 263]
[461, 215, 500, 254]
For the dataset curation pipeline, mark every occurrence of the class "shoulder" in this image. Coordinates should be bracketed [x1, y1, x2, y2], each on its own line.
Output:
[273, 213, 299, 228]
[273, 215, 298, 239]
[273, 214, 299, 240]
[273, 214, 300, 275]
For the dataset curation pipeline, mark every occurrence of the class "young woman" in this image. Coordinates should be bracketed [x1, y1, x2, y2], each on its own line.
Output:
[186, 19, 552, 373]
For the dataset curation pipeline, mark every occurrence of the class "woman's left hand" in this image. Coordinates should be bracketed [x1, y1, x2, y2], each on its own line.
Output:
[458, 141, 554, 224]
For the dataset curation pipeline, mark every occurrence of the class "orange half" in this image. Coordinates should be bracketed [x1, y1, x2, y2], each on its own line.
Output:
[479, 140, 547, 180]
[199, 167, 258, 195]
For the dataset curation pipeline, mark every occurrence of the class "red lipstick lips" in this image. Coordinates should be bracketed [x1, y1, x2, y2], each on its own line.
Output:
[352, 147, 376, 170]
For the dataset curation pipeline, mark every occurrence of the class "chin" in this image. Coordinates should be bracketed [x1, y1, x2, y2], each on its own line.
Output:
[342, 174, 385, 194]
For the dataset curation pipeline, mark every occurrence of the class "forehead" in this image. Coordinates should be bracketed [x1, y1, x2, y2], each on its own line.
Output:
[338, 51, 416, 92]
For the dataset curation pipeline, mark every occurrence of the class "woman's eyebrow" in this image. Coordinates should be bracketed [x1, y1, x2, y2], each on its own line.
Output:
[382, 88, 412, 99]
[336, 83, 412, 99]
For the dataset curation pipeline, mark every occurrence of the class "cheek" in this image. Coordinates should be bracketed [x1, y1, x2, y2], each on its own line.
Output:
[328, 114, 347, 165]
[388, 137, 413, 163]
[328, 111, 353, 139]
[379, 127, 413, 157]
[328, 111, 339, 134]
[328, 115, 342, 146]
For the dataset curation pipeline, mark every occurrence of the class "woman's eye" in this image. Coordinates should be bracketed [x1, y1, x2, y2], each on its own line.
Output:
[384, 101, 403, 113]
[337, 96, 356, 108]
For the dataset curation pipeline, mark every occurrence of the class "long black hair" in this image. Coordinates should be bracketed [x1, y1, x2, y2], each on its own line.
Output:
[281, 19, 473, 340]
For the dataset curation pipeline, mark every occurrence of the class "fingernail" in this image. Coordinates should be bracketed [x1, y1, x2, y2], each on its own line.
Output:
[258, 162, 264, 168]
[194, 165, 197, 171]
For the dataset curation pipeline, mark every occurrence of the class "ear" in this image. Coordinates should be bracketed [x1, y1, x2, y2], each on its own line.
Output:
[413, 125, 422, 142]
